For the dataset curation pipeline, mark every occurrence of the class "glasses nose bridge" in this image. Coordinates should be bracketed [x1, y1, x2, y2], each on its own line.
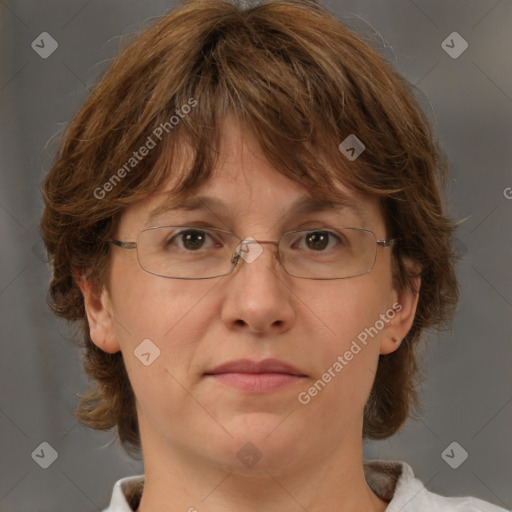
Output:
[231, 238, 281, 266]
[252, 239, 279, 247]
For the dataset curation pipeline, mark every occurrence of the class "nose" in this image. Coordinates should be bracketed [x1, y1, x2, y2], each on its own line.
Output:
[220, 239, 296, 334]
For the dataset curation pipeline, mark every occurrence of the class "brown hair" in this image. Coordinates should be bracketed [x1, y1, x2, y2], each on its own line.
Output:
[40, 0, 458, 454]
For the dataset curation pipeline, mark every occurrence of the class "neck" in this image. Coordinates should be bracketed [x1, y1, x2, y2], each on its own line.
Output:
[134, 418, 388, 512]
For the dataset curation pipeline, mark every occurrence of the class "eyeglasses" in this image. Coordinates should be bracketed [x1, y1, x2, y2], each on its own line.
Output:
[107, 226, 396, 280]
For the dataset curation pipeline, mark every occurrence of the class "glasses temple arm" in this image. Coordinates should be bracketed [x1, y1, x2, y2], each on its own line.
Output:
[107, 240, 137, 250]
[376, 238, 397, 248]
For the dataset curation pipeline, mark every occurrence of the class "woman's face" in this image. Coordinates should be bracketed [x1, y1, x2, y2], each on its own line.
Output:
[84, 117, 417, 475]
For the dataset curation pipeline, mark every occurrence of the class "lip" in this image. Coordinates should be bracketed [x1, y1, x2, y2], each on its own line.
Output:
[205, 358, 305, 376]
[204, 358, 307, 392]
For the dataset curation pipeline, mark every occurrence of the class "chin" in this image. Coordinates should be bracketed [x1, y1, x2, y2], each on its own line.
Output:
[209, 413, 309, 475]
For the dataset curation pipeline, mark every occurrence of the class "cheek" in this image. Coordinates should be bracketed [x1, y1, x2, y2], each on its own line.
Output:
[111, 256, 173, 321]
[109, 266, 218, 357]
[296, 272, 394, 395]
[308, 273, 392, 347]
[110, 278, 221, 416]
[290, 283, 388, 448]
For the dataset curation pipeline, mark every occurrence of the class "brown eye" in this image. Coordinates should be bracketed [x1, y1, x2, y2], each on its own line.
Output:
[165, 229, 216, 251]
[305, 231, 331, 251]
[181, 230, 207, 250]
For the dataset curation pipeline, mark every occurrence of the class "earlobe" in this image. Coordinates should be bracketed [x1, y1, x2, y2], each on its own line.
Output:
[75, 275, 121, 354]
[380, 276, 421, 355]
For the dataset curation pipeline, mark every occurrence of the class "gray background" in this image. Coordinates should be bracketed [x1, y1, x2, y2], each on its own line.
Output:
[0, 0, 511, 510]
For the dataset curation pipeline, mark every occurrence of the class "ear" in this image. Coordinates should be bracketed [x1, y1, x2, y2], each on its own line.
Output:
[75, 273, 121, 354]
[379, 275, 421, 355]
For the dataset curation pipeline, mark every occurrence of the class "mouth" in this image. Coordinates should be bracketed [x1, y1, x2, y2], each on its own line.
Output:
[204, 359, 307, 393]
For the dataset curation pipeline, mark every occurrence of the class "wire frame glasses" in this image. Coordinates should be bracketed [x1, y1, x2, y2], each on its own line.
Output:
[108, 225, 396, 280]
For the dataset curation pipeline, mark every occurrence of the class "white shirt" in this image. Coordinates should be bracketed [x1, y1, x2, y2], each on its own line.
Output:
[103, 460, 509, 511]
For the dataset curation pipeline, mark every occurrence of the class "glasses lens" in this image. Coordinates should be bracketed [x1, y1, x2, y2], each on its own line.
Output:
[137, 226, 240, 279]
[134, 226, 378, 280]
[279, 227, 377, 279]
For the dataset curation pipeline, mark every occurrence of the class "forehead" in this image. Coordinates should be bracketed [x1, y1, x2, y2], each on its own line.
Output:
[119, 117, 385, 233]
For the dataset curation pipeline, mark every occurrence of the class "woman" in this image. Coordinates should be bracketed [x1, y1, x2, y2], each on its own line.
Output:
[40, 1, 507, 510]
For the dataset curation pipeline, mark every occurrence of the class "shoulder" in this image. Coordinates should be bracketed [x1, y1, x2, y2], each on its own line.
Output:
[364, 460, 509, 512]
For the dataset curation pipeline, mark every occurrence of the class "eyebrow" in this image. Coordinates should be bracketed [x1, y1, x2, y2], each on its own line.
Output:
[145, 193, 368, 225]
